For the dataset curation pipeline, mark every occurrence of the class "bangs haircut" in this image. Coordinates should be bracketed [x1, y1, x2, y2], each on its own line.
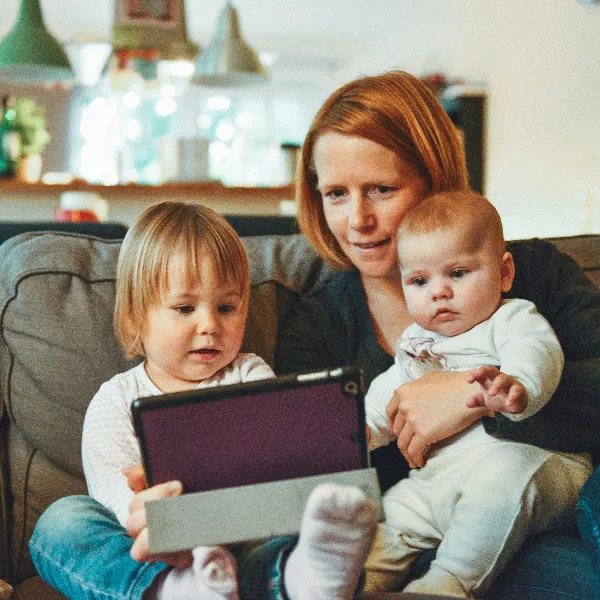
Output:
[297, 70, 469, 270]
[398, 190, 506, 256]
[114, 201, 250, 358]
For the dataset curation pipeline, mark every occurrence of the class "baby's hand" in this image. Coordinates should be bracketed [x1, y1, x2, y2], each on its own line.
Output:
[466, 366, 528, 414]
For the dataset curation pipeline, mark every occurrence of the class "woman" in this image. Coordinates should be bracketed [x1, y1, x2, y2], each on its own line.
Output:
[31, 70, 600, 599]
[274, 70, 600, 598]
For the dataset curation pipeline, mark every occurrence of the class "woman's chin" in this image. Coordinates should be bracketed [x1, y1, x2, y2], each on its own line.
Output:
[355, 261, 400, 282]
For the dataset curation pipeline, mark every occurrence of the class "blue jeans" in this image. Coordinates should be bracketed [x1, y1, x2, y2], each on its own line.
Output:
[577, 466, 600, 600]
[484, 464, 600, 600]
[29, 496, 297, 600]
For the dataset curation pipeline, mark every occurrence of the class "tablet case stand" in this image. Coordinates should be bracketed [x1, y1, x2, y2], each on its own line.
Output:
[146, 467, 382, 553]
[134, 366, 382, 554]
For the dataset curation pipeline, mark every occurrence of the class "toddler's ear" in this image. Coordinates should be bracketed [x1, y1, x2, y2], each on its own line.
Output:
[500, 252, 515, 293]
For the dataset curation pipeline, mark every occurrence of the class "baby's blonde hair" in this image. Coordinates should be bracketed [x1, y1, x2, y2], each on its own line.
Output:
[398, 190, 506, 259]
[114, 201, 250, 359]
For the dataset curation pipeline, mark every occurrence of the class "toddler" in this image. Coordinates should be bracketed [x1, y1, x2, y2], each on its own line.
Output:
[364, 191, 592, 598]
[82, 201, 378, 600]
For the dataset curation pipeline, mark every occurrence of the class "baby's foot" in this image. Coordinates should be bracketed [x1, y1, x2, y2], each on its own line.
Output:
[152, 546, 239, 600]
[284, 483, 378, 600]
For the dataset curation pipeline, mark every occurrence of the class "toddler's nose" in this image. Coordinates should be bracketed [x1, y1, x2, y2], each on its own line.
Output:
[197, 311, 218, 335]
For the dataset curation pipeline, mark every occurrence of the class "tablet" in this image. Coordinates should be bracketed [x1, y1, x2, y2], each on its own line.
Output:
[131, 365, 369, 494]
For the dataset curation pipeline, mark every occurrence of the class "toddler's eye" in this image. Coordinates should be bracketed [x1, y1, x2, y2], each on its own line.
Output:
[412, 277, 427, 287]
[451, 269, 468, 279]
[174, 305, 194, 314]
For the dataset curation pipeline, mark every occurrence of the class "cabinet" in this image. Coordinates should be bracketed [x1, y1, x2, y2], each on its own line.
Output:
[442, 87, 486, 194]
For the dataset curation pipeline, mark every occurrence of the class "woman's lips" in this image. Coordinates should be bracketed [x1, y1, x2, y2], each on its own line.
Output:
[351, 238, 391, 251]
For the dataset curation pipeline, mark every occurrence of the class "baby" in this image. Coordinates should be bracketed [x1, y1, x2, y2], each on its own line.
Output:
[364, 190, 592, 598]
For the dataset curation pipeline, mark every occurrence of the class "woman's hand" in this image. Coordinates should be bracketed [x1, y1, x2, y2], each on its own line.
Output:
[386, 370, 491, 468]
[122, 465, 193, 568]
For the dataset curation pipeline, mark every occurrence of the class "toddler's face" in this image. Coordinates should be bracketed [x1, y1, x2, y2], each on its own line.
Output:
[398, 227, 513, 336]
[142, 254, 247, 393]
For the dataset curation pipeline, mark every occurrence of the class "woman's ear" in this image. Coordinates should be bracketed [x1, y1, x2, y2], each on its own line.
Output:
[500, 251, 515, 293]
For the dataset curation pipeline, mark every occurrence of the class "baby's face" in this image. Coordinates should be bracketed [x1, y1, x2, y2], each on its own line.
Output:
[142, 254, 247, 393]
[398, 227, 513, 336]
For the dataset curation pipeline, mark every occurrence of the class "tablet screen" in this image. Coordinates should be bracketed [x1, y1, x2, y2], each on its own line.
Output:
[132, 367, 367, 493]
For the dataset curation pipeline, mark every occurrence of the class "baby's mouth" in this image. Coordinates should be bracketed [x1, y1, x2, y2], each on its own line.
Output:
[434, 308, 455, 318]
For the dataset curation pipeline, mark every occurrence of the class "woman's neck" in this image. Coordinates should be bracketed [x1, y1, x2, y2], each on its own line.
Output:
[362, 272, 414, 355]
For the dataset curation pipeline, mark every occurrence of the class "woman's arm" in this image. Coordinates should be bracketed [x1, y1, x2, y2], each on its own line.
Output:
[487, 239, 600, 458]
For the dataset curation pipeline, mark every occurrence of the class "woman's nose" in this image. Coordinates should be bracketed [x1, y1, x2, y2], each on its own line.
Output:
[348, 195, 375, 230]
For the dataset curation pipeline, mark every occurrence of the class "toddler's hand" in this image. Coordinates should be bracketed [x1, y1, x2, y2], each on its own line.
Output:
[126, 479, 193, 569]
[467, 366, 528, 414]
[122, 465, 147, 493]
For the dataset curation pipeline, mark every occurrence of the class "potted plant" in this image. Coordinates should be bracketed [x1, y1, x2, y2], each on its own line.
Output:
[12, 98, 50, 183]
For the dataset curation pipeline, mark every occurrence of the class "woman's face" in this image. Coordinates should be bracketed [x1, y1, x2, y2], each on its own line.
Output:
[313, 132, 429, 282]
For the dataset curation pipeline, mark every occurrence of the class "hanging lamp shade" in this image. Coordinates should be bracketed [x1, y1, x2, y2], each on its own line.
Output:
[0, 0, 73, 83]
[192, 2, 267, 86]
[112, 0, 198, 62]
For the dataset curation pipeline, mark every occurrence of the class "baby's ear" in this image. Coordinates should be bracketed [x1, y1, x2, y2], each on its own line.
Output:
[500, 252, 515, 293]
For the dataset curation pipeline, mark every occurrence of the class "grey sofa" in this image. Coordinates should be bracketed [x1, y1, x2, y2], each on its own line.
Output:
[0, 229, 599, 599]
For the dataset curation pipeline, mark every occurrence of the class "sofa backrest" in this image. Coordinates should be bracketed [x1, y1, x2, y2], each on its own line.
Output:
[0, 231, 334, 583]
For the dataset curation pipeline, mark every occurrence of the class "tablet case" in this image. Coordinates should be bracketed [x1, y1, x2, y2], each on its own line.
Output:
[131, 365, 382, 551]
[132, 365, 368, 492]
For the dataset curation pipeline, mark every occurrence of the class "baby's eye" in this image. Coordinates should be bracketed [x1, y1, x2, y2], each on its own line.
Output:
[451, 269, 468, 279]
[375, 185, 393, 194]
[174, 305, 194, 314]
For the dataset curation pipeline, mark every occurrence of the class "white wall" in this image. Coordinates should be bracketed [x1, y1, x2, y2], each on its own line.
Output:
[2, 0, 600, 238]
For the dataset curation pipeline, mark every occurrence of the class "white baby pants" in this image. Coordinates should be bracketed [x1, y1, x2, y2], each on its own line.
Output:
[364, 441, 592, 598]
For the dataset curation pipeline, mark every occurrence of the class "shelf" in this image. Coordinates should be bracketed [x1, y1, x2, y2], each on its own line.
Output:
[0, 180, 295, 201]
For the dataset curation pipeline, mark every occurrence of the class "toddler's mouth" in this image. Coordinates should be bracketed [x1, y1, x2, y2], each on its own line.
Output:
[190, 348, 219, 357]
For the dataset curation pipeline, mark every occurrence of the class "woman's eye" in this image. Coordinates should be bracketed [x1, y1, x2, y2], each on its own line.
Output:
[452, 270, 468, 279]
[218, 304, 237, 314]
[323, 189, 346, 202]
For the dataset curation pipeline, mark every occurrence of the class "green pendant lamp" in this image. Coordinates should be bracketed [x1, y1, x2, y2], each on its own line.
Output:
[192, 1, 267, 87]
[0, 0, 73, 83]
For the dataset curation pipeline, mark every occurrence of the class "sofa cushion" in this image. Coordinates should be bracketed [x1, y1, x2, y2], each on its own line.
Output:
[545, 234, 600, 288]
